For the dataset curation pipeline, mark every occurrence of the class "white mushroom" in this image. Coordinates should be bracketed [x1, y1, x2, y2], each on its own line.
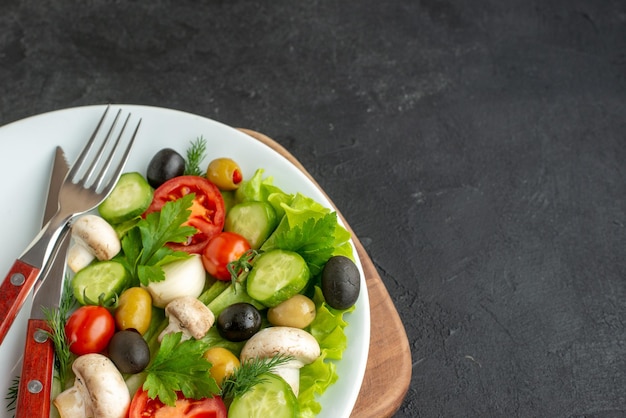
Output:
[67, 214, 121, 272]
[158, 296, 215, 342]
[53, 353, 130, 418]
[239, 326, 321, 396]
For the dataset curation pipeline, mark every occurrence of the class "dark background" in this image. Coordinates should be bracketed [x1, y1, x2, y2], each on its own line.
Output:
[2, 1, 626, 416]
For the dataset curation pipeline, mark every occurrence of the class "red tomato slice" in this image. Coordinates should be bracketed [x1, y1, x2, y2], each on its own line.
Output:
[64, 305, 115, 355]
[145, 176, 225, 253]
[201, 232, 251, 281]
[129, 389, 227, 418]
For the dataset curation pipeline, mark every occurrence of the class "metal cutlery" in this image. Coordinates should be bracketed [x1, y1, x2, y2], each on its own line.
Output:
[15, 146, 70, 417]
[0, 105, 141, 345]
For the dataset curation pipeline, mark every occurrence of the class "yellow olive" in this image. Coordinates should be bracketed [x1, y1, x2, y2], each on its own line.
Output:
[206, 158, 243, 191]
[204, 347, 240, 386]
[267, 294, 316, 329]
[114, 287, 152, 335]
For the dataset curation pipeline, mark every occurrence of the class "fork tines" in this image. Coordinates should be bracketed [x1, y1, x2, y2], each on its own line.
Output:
[69, 105, 141, 195]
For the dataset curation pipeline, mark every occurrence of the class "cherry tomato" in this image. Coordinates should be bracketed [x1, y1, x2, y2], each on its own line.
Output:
[144, 176, 226, 253]
[201, 232, 251, 281]
[128, 389, 227, 418]
[65, 305, 115, 355]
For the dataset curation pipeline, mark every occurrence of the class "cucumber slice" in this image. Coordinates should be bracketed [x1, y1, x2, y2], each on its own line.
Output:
[246, 250, 310, 307]
[228, 373, 299, 418]
[206, 281, 265, 316]
[224, 201, 278, 249]
[220, 190, 237, 214]
[72, 260, 130, 305]
[98, 172, 153, 224]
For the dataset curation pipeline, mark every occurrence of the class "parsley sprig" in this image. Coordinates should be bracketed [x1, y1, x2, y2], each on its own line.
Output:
[117, 194, 197, 286]
[269, 212, 337, 276]
[141, 333, 295, 407]
[143, 332, 220, 406]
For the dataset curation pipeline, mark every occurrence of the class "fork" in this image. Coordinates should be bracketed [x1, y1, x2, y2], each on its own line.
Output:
[0, 105, 141, 345]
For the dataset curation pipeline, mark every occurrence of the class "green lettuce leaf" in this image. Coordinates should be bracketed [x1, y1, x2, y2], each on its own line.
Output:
[261, 194, 352, 276]
[298, 287, 354, 416]
[231, 168, 357, 416]
[234, 168, 289, 209]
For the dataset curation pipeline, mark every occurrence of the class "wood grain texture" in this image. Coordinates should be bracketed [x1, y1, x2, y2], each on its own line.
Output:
[16, 319, 54, 418]
[239, 128, 412, 418]
[0, 260, 40, 345]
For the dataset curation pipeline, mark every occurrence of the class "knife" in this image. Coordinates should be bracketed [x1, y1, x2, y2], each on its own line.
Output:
[15, 146, 70, 418]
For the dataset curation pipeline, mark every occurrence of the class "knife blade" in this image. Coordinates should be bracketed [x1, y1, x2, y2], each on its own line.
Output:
[15, 146, 70, 418]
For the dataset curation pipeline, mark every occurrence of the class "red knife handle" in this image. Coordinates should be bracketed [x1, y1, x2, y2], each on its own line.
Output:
[16, 319, 55, 418]
[0, 259, 40, 345]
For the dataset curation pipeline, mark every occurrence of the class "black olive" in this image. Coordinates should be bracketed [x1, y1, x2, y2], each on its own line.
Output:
[321, 255, 361, 310]
[146, 148, 186, 188]
[108, 330, 150, 374]
[216, 303, 262, 342]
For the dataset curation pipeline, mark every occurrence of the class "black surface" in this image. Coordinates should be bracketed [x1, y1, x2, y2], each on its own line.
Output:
[2, 1, 626, 416]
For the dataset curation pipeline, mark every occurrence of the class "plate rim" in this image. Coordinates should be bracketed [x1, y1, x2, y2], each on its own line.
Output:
[0, 103, 371, 417]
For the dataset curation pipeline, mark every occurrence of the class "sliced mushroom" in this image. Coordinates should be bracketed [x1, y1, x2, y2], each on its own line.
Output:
[239, 326, 321, 396]
[67, 214, 121, 272]
[158, 296, 215, 342]
[53, 353, 130, 418]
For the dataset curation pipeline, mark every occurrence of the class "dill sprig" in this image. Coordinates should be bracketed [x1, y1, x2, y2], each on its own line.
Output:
[4, 279, 75, 414]
[42, 275, 75, 389]
[184, 136, 208, 176]
[58, 273, 76, 316]
[220, 354, 294, 401]
[42, 308, 72, 387]
[226, 249, 258, 288]
[5, 375, 19, 414]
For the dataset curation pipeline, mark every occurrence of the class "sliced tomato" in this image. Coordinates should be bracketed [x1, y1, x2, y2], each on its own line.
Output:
[64, 305, 115, 355]
[129, 389, 227, 418]
[145, 176, 225, 253]
[201, 232, 251, 281]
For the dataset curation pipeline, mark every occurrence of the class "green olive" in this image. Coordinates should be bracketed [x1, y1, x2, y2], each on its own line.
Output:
[203, 347, 240, 386]
[267, 294, 316, 329]
[114, 287, 152, 335]
[206, 158, 243, 191]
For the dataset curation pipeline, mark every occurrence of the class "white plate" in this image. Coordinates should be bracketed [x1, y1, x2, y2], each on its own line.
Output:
[0, 104, 370, 418]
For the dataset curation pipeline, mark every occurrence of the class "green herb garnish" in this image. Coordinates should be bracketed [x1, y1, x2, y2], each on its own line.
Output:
[226, 249, 258, 286]
[265, 213, 337, 276]
[142, 332, 220, 406]
[5, 375, 19, 414]
[184, 136, 208, 176]
[117, 194, 197, 286]
[220, 354, 294, 401]
[42, 273, 75, 389]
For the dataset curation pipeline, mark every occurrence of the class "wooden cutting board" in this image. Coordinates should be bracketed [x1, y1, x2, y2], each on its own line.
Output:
[240, 129, 412, 418]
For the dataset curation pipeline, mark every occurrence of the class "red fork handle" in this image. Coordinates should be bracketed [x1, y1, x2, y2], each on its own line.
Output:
[0, 260, 40, 345]
[16, 319, 55, 418]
